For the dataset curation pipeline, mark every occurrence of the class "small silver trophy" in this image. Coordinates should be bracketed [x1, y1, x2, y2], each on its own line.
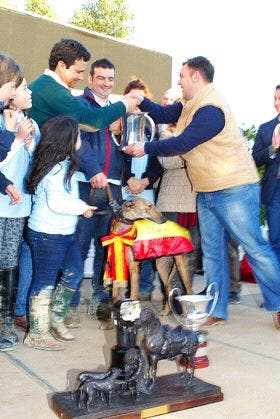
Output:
[169, 283, 219, 368]
[169, 283, 219, 331]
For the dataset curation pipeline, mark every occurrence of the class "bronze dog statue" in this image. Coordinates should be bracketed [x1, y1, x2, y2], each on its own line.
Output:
[104, 197, 192, 315]
[135, 307, 198, 383]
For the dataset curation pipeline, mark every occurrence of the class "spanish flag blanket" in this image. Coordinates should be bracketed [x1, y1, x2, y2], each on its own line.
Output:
[132, 219, 193, 260]
[101, 220, 193, 286]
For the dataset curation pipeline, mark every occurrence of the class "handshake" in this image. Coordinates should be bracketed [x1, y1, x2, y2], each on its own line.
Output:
[121, 93, 144, 113]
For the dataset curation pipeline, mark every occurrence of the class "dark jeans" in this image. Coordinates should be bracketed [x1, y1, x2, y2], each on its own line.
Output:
[14, 239, 32, 316]
[266, 182, 280, 263]
[27, 228, 83, 297]
[71, 183, 122, 307]
[139, 259, 155, 294]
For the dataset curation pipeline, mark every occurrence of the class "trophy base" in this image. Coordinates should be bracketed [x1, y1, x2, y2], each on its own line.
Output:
[51, 373, 223, 418]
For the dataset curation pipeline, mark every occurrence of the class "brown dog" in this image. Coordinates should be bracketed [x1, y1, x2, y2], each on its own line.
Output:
[105, 197, 192, 315]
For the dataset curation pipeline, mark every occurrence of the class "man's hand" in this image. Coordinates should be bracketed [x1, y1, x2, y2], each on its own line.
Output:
[126, 177, 149, 194]
[83, 206, 97, 218]
[5, 184, 22, 205]
[123, 142, 145, 157]
[109, 118, 122, 136]
[122, 94, 144, 113]
[89, 172, 108, 189]
[3, 109, 18, 132]
[272, 123, 280, 151]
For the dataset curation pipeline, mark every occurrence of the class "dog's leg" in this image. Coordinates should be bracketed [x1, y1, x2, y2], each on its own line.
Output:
[156, 256, 175, 316]
[174, 254, 192, 294]
[127, 248, 140, 300]
[112, 284, 121, 305]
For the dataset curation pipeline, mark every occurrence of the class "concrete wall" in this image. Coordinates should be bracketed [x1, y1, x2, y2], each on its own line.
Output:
[0, 7, 172, 101]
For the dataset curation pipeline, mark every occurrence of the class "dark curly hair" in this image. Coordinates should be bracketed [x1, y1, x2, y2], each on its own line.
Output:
[49, 39, 90, 70]
[26, 115, 79, 194]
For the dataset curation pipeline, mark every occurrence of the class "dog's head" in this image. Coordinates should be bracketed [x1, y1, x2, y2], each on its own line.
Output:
[121, 197, 165, 224]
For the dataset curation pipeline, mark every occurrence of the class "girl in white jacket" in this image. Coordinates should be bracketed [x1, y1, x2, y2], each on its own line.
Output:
[24, 115, 96, 351]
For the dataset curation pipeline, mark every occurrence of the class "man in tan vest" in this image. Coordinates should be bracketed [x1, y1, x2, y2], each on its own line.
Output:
[124, 56, 280, 330]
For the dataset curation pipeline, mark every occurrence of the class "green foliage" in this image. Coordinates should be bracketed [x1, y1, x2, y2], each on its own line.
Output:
[25, 0, 57, 19]
[69, 0, 134, 40]
[240, 124, 257, 141]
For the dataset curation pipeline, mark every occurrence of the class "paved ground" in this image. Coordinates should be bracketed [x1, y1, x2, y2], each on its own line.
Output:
[1, 276, 280, 418]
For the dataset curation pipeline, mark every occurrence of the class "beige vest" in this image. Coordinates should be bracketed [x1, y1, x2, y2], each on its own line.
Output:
[177, 84, 259, 192]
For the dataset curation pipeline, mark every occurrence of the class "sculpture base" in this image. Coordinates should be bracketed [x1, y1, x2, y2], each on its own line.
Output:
[51, 373, 223, 418]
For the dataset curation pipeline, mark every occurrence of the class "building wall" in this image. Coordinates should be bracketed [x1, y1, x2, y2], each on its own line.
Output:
[0, 7, 172, 100]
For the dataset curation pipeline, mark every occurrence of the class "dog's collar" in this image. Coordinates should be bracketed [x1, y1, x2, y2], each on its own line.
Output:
[114, 211, 134, 225]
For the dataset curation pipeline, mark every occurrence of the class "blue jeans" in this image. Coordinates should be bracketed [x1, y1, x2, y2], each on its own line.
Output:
[266, 182, 280, 263]
[139, 259, 155, 294]
[70, 183, 122, 307]
[197, 183, 280, 319]
[27, 228, 83, 297]
[14, 239, 32, 316]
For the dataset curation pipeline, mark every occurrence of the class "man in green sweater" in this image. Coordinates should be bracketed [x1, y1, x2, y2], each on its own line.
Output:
[29, 38, 139, 129]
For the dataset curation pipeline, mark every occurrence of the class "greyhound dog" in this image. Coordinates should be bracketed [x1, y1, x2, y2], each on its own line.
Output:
[106, 196, 192, 315]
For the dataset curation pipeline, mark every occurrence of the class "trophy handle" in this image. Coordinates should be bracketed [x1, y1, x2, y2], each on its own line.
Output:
[145, 113, 156, 141]
[168, 288, 186, 327]
[111, 133, 121, 146]
[206, 282, 219, 317]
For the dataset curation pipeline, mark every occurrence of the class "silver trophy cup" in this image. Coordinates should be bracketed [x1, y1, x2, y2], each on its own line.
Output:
[120, 112, 155, 148]
[169, 282, 219, 331]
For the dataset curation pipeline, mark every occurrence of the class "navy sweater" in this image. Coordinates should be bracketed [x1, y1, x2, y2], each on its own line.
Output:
[77, 87, 124, 181]
[139, 98, 225, 156]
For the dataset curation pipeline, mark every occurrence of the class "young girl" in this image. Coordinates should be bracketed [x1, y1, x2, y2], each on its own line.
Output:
[0, 76, 38, 352]
[0, 53, 26, 205]
[24, 115, 96, 351]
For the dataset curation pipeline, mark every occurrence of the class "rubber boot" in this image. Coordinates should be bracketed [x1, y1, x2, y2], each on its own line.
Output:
[50, 284, 75, 341]
[0, 268, 19, 350]
[24, 287, 64, 351]
[64, 306, 81, 329]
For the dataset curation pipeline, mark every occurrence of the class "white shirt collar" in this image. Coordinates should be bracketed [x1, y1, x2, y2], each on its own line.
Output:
[44, 69, 70, 90]
[91, 93, 110, 107]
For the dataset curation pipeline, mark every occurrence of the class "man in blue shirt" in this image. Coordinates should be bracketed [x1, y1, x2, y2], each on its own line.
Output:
[65, 59, 124, 325]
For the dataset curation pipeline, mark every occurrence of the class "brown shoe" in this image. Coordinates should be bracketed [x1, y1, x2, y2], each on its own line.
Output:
[14, 315, 29, 332]
[203, 316, 226, 327]
[272, 312, 280, 330]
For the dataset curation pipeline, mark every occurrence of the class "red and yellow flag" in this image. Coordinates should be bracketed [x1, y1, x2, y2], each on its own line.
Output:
[132, 219, 193, 260]
[101, 224, 136, 286]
